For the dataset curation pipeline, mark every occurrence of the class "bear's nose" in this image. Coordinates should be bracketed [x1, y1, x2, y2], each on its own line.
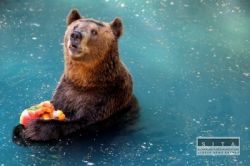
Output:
[70, 31, 82, 41]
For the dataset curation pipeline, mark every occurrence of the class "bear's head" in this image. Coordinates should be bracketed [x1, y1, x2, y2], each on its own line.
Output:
[64, 9, 123, 62]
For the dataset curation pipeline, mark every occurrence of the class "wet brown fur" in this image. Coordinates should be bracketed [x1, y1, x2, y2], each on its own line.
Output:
[13, 9, 136, 141]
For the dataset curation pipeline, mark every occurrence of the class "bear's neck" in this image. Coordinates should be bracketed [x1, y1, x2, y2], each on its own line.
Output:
[64, 52, 122, 89]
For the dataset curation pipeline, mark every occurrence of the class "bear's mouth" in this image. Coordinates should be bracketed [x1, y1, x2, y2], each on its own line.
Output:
[69, 44, 82, 54]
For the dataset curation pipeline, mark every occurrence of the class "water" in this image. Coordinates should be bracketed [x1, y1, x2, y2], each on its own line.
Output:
[0, 0, 250, 165]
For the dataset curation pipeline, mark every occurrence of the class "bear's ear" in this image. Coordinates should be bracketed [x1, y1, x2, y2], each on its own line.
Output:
[110, 17, 123, 38]
[67, 9, 81, 26]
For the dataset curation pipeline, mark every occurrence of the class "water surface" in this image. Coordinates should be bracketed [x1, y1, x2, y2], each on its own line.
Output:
[0, 0, 250, 165]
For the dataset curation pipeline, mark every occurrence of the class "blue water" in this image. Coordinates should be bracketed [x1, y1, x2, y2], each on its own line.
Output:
[1, 0, 250, 165]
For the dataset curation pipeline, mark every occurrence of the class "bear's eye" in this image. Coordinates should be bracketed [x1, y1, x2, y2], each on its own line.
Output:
[73, 25, 78, 30]
[91, 29, 98, 36]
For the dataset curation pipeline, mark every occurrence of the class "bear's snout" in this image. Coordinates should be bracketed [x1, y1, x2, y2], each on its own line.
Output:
[70, 31, 83, 46]
[69, 31, 84, 55]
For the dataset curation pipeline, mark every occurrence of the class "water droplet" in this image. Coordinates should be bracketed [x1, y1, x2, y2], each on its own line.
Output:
[208, 28, 213, 32]
[29, 8, 34, 12]
[87, 162, 95, 166]
[30, 23, 40, 27]
[243, 73, 250, 77]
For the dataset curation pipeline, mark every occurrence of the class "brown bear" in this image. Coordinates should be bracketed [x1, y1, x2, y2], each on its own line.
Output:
[13, 9, 137, 141]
